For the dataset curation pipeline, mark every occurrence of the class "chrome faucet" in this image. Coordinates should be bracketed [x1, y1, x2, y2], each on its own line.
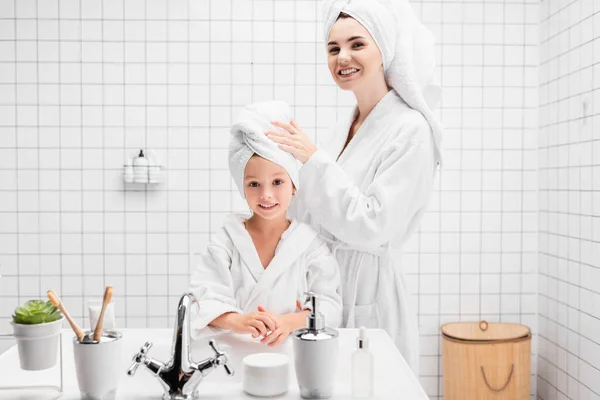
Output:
[127, 292, 234, 400]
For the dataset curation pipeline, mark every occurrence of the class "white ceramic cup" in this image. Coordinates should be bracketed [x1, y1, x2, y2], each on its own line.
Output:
[88, 301, 115, 331]
[73, 331, 123, 400]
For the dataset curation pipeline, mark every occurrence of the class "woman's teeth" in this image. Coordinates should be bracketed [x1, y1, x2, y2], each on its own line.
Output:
[339, 68, 358, 76]
[259, 203, 278, 209]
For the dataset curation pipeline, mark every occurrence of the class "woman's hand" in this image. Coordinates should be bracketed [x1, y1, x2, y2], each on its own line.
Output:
[256, 303, 309, 346]
[210, 311, 277, 338]
[265, 119, 318, 164]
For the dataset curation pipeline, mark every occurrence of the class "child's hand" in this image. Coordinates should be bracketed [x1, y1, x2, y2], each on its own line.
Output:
[216, 312, 277, 338]
[257, 304, 308, 347]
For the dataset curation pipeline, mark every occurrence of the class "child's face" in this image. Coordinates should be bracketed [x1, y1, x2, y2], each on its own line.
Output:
[243, 155, 295, 221]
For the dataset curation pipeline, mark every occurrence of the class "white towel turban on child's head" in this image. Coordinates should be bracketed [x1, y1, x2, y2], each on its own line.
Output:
[229, 101, 300, 199]
[322, 0, 444, 165]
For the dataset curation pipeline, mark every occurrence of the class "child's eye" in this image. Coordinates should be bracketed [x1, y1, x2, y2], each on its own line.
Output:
[248, 182, 259, 187]
[328, 47, 340, 54]
[273, 179, 284, 185]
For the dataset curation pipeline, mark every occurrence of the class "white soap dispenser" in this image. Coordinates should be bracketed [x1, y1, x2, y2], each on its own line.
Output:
[291, 292, 339, 399]
[351, 326, 373, 398]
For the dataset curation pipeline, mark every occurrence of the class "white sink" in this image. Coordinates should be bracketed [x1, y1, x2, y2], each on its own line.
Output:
[0, 328, 428, 399]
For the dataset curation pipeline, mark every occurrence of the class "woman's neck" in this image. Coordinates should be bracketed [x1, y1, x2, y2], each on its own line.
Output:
[353, 79, 390, 126]
[245, 214, 290, 235]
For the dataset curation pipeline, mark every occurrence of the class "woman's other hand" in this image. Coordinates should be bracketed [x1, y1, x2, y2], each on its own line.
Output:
[266, 119, 317, 164]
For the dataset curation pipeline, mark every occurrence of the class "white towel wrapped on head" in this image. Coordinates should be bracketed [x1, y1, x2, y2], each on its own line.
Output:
[229, 101, 299, 198]
[322, 0, 443, 165]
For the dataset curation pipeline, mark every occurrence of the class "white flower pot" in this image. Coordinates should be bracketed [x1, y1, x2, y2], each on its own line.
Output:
[11, 318, 63, 371]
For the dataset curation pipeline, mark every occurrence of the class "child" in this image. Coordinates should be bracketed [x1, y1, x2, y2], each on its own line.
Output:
[189, 101, 342, 346]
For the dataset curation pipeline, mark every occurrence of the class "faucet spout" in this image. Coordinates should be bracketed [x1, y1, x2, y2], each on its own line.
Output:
[170, 292, 195, 373]
[128, 292, 234, 400]
[155, 292, 199, 398]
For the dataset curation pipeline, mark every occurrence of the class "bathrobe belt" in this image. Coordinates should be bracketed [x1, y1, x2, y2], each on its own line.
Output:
[320, 236, 388, 327]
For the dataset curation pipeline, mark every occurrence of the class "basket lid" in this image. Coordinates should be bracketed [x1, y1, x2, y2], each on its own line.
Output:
[441, 320, 530, 342]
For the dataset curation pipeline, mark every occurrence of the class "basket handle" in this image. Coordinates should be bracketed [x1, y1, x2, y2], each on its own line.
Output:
[480, 363, 514, 392]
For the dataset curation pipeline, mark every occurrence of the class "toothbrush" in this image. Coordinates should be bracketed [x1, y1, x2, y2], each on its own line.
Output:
[47, 289, 86, 342]
[92, 286, 113, 342]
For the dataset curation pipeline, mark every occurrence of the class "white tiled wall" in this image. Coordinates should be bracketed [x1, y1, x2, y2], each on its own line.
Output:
[410, 1, 539, 397]
[0, 0, 539, 397]
[538, 1, 600, 399]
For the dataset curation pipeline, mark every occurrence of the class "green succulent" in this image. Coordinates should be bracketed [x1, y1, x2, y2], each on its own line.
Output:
[12, 300, 62, 325]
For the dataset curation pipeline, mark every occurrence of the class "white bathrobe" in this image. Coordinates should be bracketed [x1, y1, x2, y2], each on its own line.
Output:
[291, 90, 436, 372]
[190, 214, 343, 334]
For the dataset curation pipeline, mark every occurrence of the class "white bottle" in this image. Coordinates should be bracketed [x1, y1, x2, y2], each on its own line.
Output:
[133, 149, 149, 183]
[351, 326, 373, 398]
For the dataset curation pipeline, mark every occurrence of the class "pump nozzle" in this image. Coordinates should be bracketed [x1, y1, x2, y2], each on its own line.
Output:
[303, 292, 324, 331]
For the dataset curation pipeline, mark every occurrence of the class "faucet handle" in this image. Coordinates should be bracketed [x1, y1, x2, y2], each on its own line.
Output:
[128, 341, 153, 376]
[208, 339, 234, 376]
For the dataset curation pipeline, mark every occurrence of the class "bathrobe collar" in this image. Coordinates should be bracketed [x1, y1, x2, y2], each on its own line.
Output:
[332, 90, 405, 165]
[223, 214, 317, 312]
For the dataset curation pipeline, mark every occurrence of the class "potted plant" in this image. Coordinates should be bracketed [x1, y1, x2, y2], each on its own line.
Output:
[11, 299, 63, 370]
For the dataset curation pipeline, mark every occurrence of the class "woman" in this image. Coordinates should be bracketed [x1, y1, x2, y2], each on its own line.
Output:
[265, 0, 443, 373]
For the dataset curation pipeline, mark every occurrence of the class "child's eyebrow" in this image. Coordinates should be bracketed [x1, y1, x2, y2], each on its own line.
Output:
[244, 172, 287, 179]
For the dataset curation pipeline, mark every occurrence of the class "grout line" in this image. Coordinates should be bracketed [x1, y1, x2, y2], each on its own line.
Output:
[79, 0, 84, 317]
[13, 0, 19, 305]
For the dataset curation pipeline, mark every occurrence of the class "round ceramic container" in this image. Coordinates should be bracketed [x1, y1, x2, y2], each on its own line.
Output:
[242, 352, 290, 397]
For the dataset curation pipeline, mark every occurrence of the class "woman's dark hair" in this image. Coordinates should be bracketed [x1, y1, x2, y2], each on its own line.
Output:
[337, 12, 352, 20]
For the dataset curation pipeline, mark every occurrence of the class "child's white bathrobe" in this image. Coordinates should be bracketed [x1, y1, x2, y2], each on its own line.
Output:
[190, 214, 343, 334]
[291, 90, 436, 372]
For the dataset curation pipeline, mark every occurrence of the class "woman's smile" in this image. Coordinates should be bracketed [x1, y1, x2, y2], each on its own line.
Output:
[338, 67, 361, 78]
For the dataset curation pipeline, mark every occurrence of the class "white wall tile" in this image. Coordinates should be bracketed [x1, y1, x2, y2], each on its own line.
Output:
[538, 0, 600, 397]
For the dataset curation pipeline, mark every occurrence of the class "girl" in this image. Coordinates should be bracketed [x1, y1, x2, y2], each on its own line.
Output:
[189, 101, 342, 347]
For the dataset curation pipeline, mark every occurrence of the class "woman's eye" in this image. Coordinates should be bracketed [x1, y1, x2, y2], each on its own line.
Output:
[352, 42, 364, 49]
[248, 182, 259, 187]
[329, 47, 340, 54]
[273, 179, 284, 185]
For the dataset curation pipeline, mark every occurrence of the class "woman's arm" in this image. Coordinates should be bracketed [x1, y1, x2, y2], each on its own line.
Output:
[299, 122, 434, 248]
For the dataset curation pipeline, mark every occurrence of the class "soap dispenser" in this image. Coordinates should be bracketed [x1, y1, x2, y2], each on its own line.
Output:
[291, 292, 339, 399]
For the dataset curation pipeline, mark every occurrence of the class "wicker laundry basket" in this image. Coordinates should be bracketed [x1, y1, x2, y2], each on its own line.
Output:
[441, 320, 531, 400]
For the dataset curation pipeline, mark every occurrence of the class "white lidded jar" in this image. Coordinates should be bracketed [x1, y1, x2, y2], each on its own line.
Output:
[351, 326, 373, 398]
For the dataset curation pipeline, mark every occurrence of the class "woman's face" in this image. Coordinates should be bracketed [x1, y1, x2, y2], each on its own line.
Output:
[327, 17, 384, 92]
[243, 155, 295, 221]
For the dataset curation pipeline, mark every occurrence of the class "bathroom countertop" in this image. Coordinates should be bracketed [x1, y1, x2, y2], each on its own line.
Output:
[0, 328, 428, 399]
